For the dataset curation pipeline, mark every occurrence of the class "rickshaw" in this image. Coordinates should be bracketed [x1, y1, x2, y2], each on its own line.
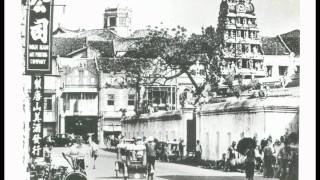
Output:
[165, 141, 179, 162]
[115, 139, 153, 180]
[61, 152, 87, 180]
[156, 141, 167, 161]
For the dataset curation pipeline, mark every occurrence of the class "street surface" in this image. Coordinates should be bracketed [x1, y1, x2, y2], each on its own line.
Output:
[51, 146, 277, 180]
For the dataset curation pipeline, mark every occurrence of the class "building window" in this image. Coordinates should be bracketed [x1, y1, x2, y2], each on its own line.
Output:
[44, 98, 52, 110]
[119, 17, 126, 26]
[267, 66, 273, 77]
[107, 94, 115, 105]
[279, 66, 288, 76]
[240, 18, 244, 24]
[199, 69, 205, 76]
[241, 31, 245, 38]
[295, 66, 300, 73]
[91, 78, 95, 83]
[128, 94, 135, 106]
[109, 17, 117, 27]
[237, 30, 241, 37]
[64, 97, 70, 110]
[232, 30, 236, 38]
[242, 44, 246, 53]
[242, 59, 248, 68]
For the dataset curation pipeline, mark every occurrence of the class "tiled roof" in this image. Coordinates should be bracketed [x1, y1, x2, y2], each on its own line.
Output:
[52, 27, 81, 36]
[87, 40, 114, 57]
[113, 39, 137, 54]
[52, 37, 86, 57]
[261, 30, 300, 56]
[261, 36, 290, 55]
[52, 27, 120, 57]
[130, 29, 151, 38]
[53, 27, 120, 40]
[280, 30, 300, 55]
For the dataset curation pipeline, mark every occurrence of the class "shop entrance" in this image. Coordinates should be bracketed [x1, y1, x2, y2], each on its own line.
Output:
[65, 116, 98, 142]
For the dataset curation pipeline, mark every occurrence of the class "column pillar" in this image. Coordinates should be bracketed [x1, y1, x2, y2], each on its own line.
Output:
[60, 115, 65, 134]
[98, 117, 105, 147]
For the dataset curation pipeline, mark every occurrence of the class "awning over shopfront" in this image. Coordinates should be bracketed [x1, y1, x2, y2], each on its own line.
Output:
[62, 87, 98, 93]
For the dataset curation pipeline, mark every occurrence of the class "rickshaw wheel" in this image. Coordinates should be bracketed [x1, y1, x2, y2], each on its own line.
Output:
[147, 173, 154, 180]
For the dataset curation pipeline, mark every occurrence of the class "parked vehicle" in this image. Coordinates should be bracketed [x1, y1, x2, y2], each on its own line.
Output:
[43, 135, 55, 148]
[53, 134, 71, 147]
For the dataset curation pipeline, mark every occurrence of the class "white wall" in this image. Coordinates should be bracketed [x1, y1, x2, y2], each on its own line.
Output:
[197, 107, 299, 161]
[123, 118, 183, 141]
[264, 55, 300, 78]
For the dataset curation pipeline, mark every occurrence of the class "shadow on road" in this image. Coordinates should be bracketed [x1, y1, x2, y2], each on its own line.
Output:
[157, 175, 245, 180]
[94, 177, 118, 179]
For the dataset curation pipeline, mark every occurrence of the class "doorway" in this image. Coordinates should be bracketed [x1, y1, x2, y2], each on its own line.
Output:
[65, 116, 98, 142]
[187, 119, 196, 153]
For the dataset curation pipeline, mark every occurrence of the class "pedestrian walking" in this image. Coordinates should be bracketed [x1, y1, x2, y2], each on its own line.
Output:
[226, 141, 237, 171]
[179, 139, 184, 160]
[245, 146, 256, 180]
[254, 145, 263, 173]
[273, 138, 284, 178]
[145, 136, 157, 175]
[47, 135, 54, 149]
[44, 144, 52, 163]
[90, 141, 99, 169]
[195, 140, 202, 166]
[278, 139, 291, 180]
[263, 139, 275, 177]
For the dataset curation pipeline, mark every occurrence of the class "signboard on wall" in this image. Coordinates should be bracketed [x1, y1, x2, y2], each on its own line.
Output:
[29, 75, 44, 157]
[25, 0, 53, 74]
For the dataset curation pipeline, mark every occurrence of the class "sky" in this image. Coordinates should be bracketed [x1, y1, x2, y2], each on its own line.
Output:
[53, 0, 300, 36]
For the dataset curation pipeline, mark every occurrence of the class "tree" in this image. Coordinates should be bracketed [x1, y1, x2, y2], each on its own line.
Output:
[128, 25, 222, 106]
[106, 25, 223, 115]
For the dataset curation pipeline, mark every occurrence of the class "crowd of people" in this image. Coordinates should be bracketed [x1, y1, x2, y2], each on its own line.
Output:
[222, 132, 298, 180]
[32, 132, 298, 180]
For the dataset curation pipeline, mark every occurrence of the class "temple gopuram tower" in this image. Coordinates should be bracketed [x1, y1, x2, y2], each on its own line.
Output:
[217, 0, 265, 80]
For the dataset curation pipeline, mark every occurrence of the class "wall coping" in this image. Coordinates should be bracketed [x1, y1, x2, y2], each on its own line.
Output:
[199, 96, 299, 115]
[122, 110, 182, 124]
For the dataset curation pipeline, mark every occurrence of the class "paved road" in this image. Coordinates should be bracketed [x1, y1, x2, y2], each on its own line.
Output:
[51, 146, 277, 180]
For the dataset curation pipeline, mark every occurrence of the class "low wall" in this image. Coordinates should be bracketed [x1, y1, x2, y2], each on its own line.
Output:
[121, 108, 195, 156]
[197, 96, 299, 161]
[121, 96, 299, 161]
[122, 110, 188, 141]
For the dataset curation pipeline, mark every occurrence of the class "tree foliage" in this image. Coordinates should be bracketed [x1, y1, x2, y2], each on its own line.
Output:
[108, 25, 223, 111]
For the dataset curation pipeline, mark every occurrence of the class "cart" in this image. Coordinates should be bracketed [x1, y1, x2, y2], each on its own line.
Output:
[166, 141, 179, 162]
[115, 140, 153, 180]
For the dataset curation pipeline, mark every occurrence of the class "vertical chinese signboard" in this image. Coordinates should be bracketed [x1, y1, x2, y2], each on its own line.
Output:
[26, 0, 53, 74]
[30, 76, 45, 158]
[25, 0, 54, 158]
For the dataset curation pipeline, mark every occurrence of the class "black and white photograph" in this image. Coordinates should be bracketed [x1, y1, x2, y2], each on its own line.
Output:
[4, 0, 315, 180]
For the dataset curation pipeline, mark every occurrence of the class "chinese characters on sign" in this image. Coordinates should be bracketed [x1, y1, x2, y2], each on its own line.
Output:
[30, 76, 44, 157]
[26, 0, 53, 74]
